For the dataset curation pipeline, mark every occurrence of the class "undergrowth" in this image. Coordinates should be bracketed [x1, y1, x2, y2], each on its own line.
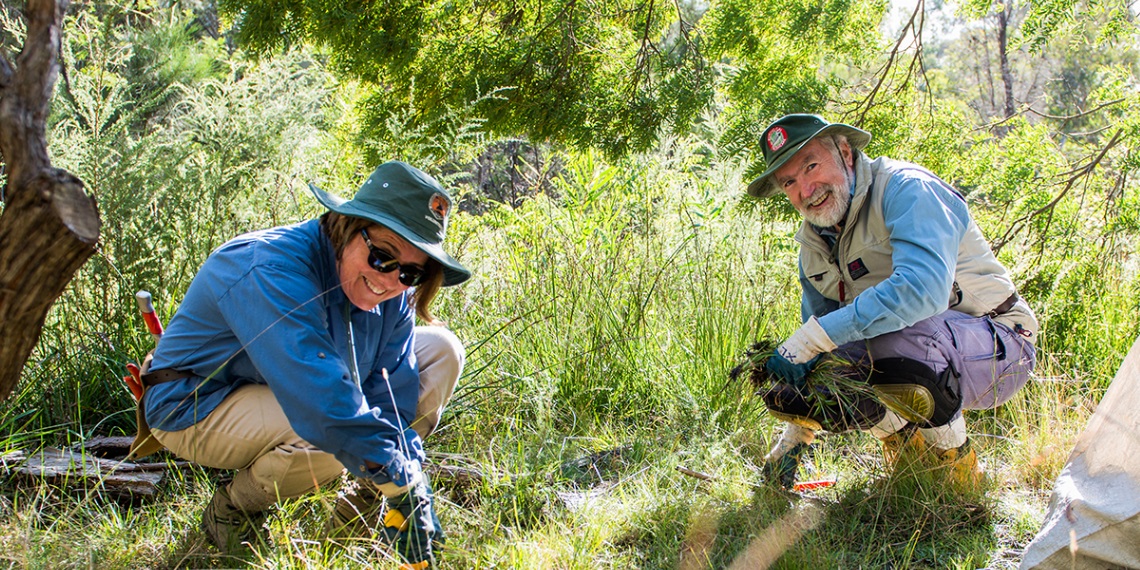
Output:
[1, 7, 1138, 569]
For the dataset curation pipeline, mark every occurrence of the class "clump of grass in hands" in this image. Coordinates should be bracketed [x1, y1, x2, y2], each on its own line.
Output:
[727, 340, 779, 391]
[728, 340, 881, 432]
[729, 340, 870, 392]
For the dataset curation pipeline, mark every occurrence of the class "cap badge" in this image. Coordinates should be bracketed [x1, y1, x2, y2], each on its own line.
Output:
[767, 126, 788, 152]
[425, 192, 451, 234]
[429, 193, 451, 222]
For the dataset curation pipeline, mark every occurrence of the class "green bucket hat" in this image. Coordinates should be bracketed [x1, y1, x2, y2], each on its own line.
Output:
[309, 161, 472, 287]
[746, 114, 872, 198]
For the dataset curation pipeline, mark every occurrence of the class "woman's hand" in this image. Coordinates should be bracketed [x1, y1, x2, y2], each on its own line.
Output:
[383, 474, 444, 568]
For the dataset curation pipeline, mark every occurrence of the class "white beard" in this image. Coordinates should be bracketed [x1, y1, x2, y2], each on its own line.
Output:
[799, 183, 851, 228]
[798, 162, 853, 227]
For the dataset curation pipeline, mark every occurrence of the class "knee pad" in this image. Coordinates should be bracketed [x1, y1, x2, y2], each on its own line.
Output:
[763, 383, 886, 433]
[868, 358, 961, 428]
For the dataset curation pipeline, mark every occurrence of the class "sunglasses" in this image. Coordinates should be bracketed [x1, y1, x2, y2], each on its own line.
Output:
[359, 229, 426, 287]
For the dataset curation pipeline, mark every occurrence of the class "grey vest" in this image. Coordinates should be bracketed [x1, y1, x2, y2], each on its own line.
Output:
[795, 154, 1038, 342]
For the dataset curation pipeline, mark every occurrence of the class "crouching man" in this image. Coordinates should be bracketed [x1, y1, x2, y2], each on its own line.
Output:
[745, 114, 1038, 488]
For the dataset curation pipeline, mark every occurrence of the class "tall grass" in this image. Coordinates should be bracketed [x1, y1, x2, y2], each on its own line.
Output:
[438, 143, 798, 437]
[2, 8, 1139, 569]
[2, 9, 349, 442]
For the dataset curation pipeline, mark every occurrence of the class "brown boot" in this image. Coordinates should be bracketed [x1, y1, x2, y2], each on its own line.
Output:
[880, 424, 928, 470]
[934, 438, 984, 489]
[200, 484, 270, 553]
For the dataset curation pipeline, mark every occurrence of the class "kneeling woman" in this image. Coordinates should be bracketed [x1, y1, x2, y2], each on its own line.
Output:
[132, 161, 470, 567]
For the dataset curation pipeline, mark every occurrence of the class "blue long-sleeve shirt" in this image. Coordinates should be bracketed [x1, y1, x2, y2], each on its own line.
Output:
[800, 166, 970, 345]
[144, 219, 424, 487]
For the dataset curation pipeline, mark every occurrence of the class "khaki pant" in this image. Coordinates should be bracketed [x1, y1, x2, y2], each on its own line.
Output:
[152, 326, 464, 511]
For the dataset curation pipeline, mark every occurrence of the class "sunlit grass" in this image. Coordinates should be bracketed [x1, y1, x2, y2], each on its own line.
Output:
[2, 93, 1137, 569]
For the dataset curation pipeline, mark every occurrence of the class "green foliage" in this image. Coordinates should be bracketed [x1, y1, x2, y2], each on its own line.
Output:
[220, 0, 711, 156]
[216, 0, 886, 160]
[3, 0, 1140, 567]
[3, 5, 349, 438]
[437, 144, 791, 435]
[700, 0, 887, 176]
[356, 84, 507, 170]
[1018, 0, 1137, 52]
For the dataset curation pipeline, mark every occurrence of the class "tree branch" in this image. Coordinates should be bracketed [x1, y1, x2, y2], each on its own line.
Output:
[629, 0, 657, 101]
[850, 0, 925, 127]
[1, 0, 68, 186]
[672, 0, 693, 45]
[1025, 98, 1127, 121]
[992, 128, 1124, 254]
[0, 0, 101, 402]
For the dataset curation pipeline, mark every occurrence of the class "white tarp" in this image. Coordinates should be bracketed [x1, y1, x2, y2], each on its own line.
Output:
[1020, 334, 1140, 569]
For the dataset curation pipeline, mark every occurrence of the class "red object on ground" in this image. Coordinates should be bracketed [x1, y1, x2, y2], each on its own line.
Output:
[792, 478, 837, 492]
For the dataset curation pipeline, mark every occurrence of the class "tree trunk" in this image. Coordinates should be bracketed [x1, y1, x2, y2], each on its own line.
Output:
[997, 2, 1016, 118]
[0, 0, 101, 402]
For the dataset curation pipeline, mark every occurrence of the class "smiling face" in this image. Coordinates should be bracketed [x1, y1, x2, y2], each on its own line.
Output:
[338, 225, 429, 311]
[772, 137, 855, 228]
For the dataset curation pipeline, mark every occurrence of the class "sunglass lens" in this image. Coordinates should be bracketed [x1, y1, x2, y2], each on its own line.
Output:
[368, 250, 399, 273]
[399, 268, 425, 287]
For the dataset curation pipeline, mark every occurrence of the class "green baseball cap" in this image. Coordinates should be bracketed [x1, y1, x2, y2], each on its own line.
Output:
[746, 114, 871, 198]
[309, 161, 472, 286]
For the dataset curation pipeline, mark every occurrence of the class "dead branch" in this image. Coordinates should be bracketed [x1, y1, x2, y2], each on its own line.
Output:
[676, 465, 715, 481]
[3, 448, 165, 500]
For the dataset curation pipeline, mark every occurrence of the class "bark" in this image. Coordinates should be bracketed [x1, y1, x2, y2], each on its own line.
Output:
[3, 448, 165, 502]
[997, 2, 1016, 118]
[0, 0, 101, 402]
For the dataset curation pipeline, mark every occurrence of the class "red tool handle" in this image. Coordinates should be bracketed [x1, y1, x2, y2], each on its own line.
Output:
[136, 290, 164, 342]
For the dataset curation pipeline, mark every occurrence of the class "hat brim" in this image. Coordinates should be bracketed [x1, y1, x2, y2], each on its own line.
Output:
[746, 124, 872, 198]
[309, 183, 472, 287]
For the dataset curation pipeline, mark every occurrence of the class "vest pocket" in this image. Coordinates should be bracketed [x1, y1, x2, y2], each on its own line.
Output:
[946, 315, 1007, 362]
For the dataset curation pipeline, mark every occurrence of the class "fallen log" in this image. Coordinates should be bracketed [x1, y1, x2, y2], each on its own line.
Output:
[2, 444, 487, 504]
[79, 435, 136, 457]
[2, 447, 164, 500]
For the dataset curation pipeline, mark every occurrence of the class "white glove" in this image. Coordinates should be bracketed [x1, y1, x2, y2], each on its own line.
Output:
[776, 316, 838, 364]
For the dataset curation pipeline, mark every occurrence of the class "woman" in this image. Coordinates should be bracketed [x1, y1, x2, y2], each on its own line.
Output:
[130, 161, 469, 566]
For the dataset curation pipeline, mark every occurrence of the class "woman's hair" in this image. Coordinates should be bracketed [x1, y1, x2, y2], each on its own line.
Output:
[319, 211, 445, 325]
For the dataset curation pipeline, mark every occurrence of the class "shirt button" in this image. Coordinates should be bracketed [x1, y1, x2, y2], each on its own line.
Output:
[318, 352, 326, 359]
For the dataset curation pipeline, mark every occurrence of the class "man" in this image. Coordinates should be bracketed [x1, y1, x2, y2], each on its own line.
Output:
[747, 114, 1038, 489]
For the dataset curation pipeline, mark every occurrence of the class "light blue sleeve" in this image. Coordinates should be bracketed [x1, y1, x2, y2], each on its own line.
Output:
[817, 171, 969, 345]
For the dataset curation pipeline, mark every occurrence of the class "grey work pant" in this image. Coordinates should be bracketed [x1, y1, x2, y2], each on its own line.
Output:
[836, 310, 1036, 411]
[151, 326, 465, 511]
